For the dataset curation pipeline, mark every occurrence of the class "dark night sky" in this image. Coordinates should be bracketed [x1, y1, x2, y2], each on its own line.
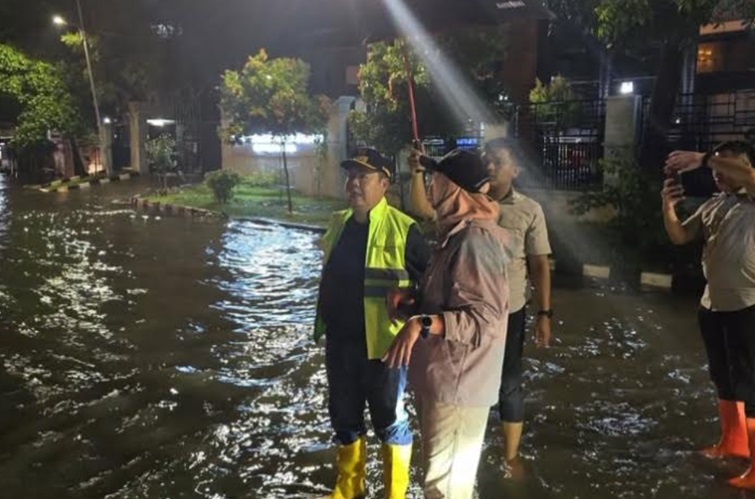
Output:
[4, 0, 552, 97]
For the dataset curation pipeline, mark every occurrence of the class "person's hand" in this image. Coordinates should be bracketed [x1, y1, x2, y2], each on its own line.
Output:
[408, 149, 425, 175]
[382, 317, 421, 369]
[661, 177, 685, 209]
[664, 150, 705, 175]
[534, 315, 552, 348]
[386, 288, 414, 325]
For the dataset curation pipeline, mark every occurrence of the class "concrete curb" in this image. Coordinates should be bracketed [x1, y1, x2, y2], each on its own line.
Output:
[640, 272, 673, 290]
[128, 197, 330, 233]
[236, 217, 326, 234]
[38, 172, 140, 193]
[580, 264, 674, 292]
[130, 196, 224, 219]
[583, 264, 611, 280]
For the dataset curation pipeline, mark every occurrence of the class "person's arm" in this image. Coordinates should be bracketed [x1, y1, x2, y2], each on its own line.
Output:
[386, 224, 432, 323]
[660, 177, 697, 245]
[408, 150, 436, 221]
[382, 231, 507, 368]
[404, 224, 432, 282]
[525, 204, 553, 347]
[528, 254, 551, 347]
[666, 150, 755, 197]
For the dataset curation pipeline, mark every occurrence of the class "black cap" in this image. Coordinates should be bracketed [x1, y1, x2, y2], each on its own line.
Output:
[341, 148, 394, 179]
[713, 140, 755, 165]
[420, 149, 491, 193]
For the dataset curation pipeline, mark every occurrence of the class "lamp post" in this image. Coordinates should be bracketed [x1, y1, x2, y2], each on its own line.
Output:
[54, 2, 108, 176]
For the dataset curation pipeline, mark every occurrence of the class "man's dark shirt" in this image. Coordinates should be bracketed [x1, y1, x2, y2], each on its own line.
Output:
[319, 217, 430, 345]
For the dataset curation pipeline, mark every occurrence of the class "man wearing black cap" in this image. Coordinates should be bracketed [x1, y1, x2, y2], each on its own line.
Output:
[314, 148, 430, 499]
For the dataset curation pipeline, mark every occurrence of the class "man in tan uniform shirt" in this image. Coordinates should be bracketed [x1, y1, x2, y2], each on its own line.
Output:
[663, 140, 755, 490]
[408, 138, 553, 479]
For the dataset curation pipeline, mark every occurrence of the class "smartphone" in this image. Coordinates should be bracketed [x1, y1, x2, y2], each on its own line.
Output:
[667, 171, 682, 186]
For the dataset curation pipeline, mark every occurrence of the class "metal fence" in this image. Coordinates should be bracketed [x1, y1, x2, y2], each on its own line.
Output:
[642, 90, 755, 196]
[513, 99, 606, 191]
[643, 90, 755, 151]
[344, 99, 607, 192]
[421, 135, 484, 159]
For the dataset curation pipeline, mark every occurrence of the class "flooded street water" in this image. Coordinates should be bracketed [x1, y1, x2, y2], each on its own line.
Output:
[0, 177, 750, 498]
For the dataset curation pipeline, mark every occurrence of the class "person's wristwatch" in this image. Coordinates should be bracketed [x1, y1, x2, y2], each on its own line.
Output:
[419, 315, 433, 339]
[701, 151, 716, 168]
[536, 309, 554, 319]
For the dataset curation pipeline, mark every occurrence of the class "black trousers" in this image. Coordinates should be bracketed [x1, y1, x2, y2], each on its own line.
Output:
[698, 304, 755, 417]
[498, 307, 527, 422]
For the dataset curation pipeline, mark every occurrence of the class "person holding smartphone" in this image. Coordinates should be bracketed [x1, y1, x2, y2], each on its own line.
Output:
[662, 141, 755, 490]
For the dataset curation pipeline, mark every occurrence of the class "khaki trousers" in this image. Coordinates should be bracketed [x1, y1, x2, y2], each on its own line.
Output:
[417, 396, 490, 499]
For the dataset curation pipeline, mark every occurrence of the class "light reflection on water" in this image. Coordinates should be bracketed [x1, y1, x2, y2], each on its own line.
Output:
[0, 178, 745, 498]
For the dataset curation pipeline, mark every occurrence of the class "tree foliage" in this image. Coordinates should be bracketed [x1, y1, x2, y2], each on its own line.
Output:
[547, 0, 755, 165]
[0, 44, 78, 148]
[529, 75, 581, 126]
[348, 29, 510, 156]
[569, 154, 672, 269]
[549, 0, 753, 48]
[220, 49, 330, 140]
[219, 49, 330, 214]
[347, 42, 432, 156]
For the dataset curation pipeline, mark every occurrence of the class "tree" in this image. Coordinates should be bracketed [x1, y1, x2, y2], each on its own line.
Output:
[348, 30, 510, 159]
[220, 49, 330, 214]
[529, 75, 581, 127]
[145, 133, 177, 194]
[348, 41, 434, 157]
[0, 44, 79, 149]
[546, 0, 755, 166]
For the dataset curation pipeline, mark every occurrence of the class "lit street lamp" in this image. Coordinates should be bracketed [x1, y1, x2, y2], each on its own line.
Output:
[53, 1, 108, 175]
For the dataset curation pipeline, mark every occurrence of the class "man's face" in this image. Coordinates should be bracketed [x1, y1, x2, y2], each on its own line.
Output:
[344, 167, 389, 212]
[712, 150, 749, 193]
[483, 147, 519, 198]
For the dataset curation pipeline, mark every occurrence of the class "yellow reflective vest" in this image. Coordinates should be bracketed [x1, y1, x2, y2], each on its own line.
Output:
[314, 197, 417, 359]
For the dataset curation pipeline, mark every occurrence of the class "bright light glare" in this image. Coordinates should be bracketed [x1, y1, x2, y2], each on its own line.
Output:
[146, 119, 176, 127]
[383, 0, 498, 128]
[619, 81, 634, 95]
[236, 133, 324, 155]
[52, 15, 66, 26]
[102, 117, 112, 125]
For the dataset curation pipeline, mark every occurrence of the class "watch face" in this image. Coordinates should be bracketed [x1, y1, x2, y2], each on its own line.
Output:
[420, 316, 432, 328]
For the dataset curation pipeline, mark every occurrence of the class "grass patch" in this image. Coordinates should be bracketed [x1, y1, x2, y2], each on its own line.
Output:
[143, 184, 346, 227]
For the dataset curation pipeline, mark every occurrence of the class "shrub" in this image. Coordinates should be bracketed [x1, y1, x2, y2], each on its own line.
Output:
[569, 153, 699, 273]
[145, 134, 177, 174]
[205, 170, 241, 204]
[240, 170, 279, 188]
[529, 76, 581, 128]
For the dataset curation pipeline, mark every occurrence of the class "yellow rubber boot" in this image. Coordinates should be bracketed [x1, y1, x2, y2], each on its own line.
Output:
[702, 400, 749, 459]
[381, 442, 412, 499]
[323, 437, 367, 499]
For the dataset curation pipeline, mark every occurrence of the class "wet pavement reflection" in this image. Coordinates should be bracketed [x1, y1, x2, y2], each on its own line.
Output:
[0, 177, 748, 498]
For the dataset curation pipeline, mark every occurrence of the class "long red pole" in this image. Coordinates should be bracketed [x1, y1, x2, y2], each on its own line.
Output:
[400, 41, 420, 145]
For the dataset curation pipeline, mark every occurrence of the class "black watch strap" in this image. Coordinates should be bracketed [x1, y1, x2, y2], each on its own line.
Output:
[701, 151, 713, 168]
[419, 315, 432, 338]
